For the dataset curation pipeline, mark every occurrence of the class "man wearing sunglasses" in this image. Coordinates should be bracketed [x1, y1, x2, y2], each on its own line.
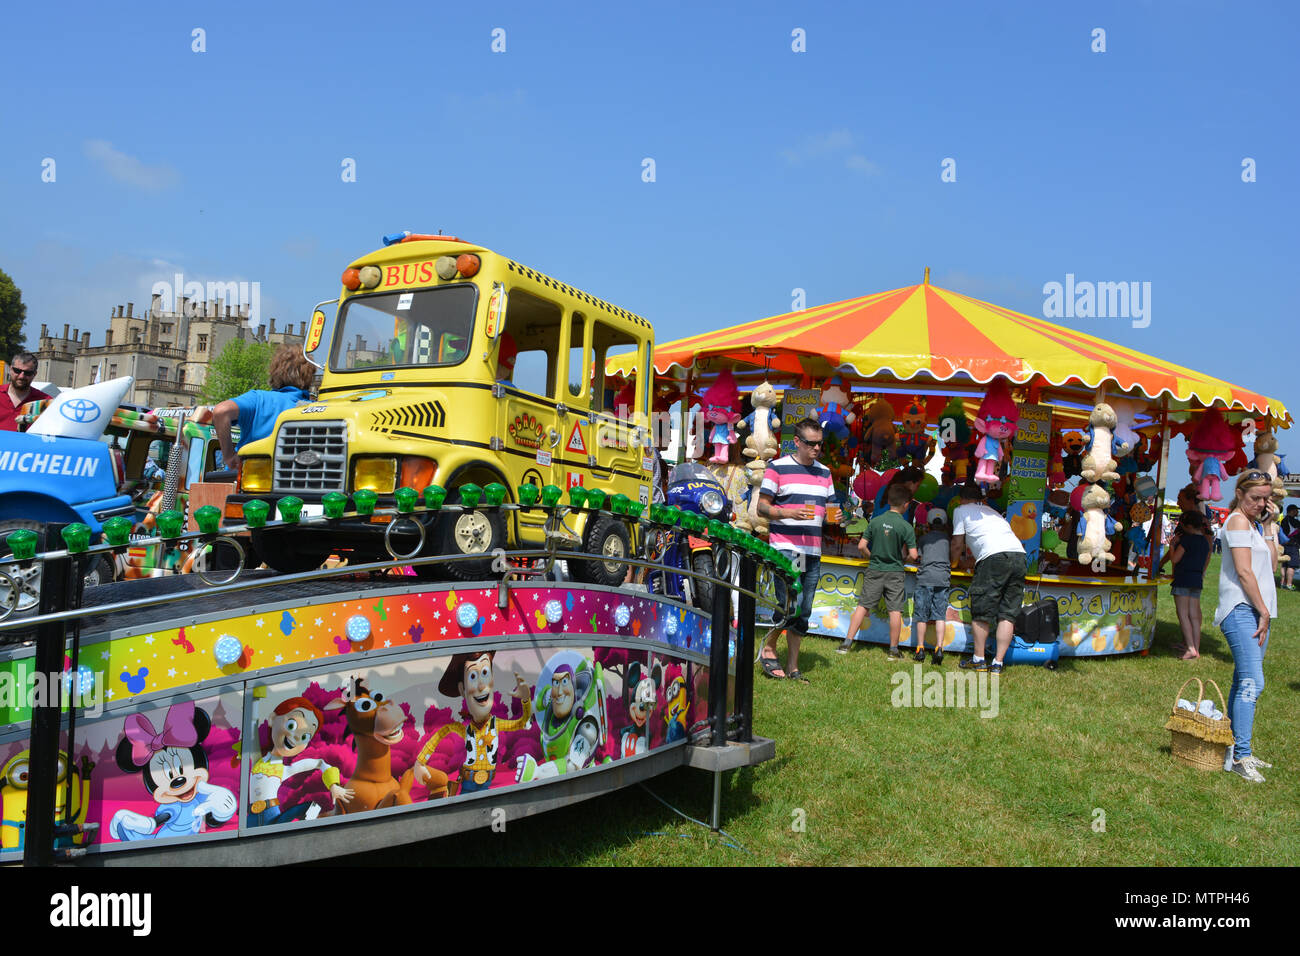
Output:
[0, 352, 51, 432]
[756, 418, 834, 682]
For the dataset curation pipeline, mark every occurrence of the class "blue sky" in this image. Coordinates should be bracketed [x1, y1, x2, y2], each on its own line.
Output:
[2, 0, 1297, 499]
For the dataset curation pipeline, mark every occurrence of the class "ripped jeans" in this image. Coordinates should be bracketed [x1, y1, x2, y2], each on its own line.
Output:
[1219, 603, 1270, 765]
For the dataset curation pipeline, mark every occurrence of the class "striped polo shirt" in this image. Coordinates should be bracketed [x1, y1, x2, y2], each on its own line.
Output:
[760, 454, 833, 556]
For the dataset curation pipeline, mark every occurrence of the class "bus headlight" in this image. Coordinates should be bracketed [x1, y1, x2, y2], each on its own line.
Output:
[353, 457, 398, 494]
[700, 490, 725, 517]
[242, 458, 273, 492]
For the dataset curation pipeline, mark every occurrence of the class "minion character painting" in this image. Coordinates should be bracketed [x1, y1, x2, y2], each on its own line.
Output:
[515, 651, 609, 782]
[1, 749, 94, 850]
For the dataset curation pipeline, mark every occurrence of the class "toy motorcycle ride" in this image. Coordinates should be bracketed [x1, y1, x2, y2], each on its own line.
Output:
[647, 462, 732, 610]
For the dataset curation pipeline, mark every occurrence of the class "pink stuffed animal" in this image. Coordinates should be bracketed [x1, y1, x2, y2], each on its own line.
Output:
[972, 380, 1020, 485]
[699, 369, 741, 464]
[1186, 408, 1237, 502]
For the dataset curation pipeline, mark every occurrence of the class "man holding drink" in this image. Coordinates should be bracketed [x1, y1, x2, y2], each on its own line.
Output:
[757, 418, 834, 682]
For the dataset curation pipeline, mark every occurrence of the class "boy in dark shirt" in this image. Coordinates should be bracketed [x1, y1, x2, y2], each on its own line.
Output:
[913, 510, 953, 664]
[839, 483, 918, 658]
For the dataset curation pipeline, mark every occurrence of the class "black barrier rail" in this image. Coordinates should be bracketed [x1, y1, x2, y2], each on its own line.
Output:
[2, 508, 797, 864]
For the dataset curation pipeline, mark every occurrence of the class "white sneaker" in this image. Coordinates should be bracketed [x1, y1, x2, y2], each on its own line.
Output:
[1228, 759, 1266, 783]
[1242, 755, 1273, 771]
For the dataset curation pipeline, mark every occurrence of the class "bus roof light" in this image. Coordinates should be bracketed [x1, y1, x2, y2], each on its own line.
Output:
[341, 268, 361, 291]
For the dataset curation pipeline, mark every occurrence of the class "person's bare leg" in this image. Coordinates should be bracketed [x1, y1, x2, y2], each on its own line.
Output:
[1172, 595, 1192, 655]
[1187, 597, 1203, 657]
[914, 620, 928, 653]
[971, 619, 990, 659]
[888, 611, 902, 650]
[787, 631, 802, 675]
[993, 618, 1014, 663]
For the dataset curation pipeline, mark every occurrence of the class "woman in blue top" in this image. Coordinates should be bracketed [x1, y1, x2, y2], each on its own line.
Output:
[214, 345, 315, 471]
[1168, 510, 1211, 660]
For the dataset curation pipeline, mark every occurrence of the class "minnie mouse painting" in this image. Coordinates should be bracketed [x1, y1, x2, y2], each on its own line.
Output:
[108, 701, 237, 842]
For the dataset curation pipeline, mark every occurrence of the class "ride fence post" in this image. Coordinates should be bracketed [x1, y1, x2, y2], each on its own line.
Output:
[708, 547, 730, 747]
[735, 552, 756, 743]
[23, 524, 71, 868]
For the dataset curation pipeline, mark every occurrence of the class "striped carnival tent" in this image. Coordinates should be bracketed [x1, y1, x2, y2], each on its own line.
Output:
[612, 276, 1289, 426]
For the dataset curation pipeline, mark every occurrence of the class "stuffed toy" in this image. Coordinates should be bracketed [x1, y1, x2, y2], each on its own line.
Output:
[699, 370, 741, 464]
[1126, 501, 1151, 553]
[1079, 404, 1120, 484]
[1110, 398, 1145, 460]
[1077, 483, 1121, 570]
[896, 396, 935, 464]
[738, 381, 781, 534]
[1186, 408, 1238, 502]
[815, 375, 856, 448]
[936, 396, 973, 484]
[858, 397, 898, 468]
[1047, 429, 1066, 487]
[1061, 430, 1087, 479]
[972, 379, 1020, 485]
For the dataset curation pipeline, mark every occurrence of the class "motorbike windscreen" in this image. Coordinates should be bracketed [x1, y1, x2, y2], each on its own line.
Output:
[668, 461, 724, 488]
[331, 285, 477, 372]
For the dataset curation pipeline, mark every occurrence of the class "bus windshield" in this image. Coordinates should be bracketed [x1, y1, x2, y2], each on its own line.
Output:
[331, 285, 478, 372]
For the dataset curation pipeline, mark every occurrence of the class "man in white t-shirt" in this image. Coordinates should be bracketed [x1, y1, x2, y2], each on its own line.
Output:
[949, 483, 1026, 674]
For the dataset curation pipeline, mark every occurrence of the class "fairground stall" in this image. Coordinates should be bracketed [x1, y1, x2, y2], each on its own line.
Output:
[613, 273, 1290, 659]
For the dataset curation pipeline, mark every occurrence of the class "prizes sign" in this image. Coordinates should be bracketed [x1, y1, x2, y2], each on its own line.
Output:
[780, 389, 821, 455]
[1006, 403, 1051, 572]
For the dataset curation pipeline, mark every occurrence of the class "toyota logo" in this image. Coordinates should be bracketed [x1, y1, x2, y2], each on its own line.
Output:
[295, 450, 322, 467]
[59, 398, 101, 424]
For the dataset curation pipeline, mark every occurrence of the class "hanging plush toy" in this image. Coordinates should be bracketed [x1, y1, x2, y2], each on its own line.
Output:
[738, 381, 781, 534]
[1077, 483, 1121, 570]
[1047, 430, 1066, 487]
[936, 396, 972, 484]
[858, 397, 898, 468]
[699, 369, 741, 464]
[1126, 501, 1151, 554]
[1079, 404, 1120, 484]
[816, 375, 857, 448]
[972, 380, 1020, 485]
[896, 396, 935, 464]
[1060, 431, 1087, 479]
[1109, 398, 1145, 461]
[1186, 408, 1238, 502]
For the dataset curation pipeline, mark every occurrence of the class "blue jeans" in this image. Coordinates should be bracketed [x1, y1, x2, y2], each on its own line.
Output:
[1219, 603, 1270, 764]
[773, 553, 820, 633]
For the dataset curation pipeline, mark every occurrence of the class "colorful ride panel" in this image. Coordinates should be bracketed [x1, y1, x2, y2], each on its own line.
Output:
[0, 576, 731, 862]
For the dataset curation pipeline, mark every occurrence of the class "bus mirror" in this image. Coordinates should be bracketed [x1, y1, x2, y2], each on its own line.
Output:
[484, 282, 507, 340]
[304, 300, 336, 368]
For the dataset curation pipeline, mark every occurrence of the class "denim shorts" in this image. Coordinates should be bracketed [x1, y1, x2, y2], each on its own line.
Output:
[913, 584, 951, 621]
[1170, 586, 1202, 598]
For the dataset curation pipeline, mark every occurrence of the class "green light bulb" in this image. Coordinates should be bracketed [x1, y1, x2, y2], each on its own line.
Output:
[156, 509, 184, 538]
[458, 483, 483, 508]
[242, 499, 270, 528]
[394, 486, 418, 513]
[568, 486, 588, 509]
[517, 483, 540, 507]
[540, 484, 563, 508]
[322, 492, 347, 519]
[194, 506, 221, 535]
[102, 516, 132, 547]
[585, 488, 607, 510]
[277, 497, 304, 523]
[61, 523, 92, 553]
[484, 482, 508, 507]
[5, 529, 37, 560]
[423, 485, 447, 510]
[353, 489, 378, 516]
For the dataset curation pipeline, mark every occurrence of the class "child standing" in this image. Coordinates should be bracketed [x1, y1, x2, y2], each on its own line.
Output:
[838, 483, 918, 658]
[1170, 510, 1212, 659]
[913, 510, 953, 664]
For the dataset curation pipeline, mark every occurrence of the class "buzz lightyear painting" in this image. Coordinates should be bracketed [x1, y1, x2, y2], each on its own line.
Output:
[515, 651, 609, 782]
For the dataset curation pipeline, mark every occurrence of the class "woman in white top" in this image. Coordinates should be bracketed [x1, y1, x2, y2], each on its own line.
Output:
[1215, 471, 1278, 783]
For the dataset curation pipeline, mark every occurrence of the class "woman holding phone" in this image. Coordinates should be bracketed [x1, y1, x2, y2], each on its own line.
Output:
[1215, 471, 1278, 783]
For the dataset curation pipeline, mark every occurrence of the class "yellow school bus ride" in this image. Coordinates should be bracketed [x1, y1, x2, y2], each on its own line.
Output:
[227, 233, 656, 583]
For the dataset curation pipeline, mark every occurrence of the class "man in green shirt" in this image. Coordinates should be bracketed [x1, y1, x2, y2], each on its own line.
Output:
[839, 483, 918, 658]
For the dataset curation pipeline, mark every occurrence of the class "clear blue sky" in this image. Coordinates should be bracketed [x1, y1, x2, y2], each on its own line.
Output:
[2, 1, 1297, 498]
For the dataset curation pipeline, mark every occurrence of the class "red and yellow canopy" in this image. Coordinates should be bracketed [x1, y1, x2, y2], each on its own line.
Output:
[617, 281, 1288, 423]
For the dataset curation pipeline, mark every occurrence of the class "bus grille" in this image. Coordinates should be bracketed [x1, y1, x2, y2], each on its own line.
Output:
[274, 421, 347, 494]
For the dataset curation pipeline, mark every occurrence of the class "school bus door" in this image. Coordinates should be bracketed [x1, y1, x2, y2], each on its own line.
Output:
[589, 322, 646, 505]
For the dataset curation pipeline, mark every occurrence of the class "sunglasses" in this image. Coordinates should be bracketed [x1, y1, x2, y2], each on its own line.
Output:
[797, 436, 824, 448]
[10, 367, 35, 377]
[1242, 471, 1270, 483]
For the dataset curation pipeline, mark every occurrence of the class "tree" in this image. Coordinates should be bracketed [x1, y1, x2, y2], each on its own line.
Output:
[199, 338, 274, 404]
[0, 269, 28, 360]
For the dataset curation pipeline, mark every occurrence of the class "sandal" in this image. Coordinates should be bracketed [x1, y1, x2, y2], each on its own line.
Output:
[787, 669, 809, 683]
[759, 652, 787, 680]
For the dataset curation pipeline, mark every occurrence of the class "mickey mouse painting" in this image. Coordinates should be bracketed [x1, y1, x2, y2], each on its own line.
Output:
[108, 701, 237, 842]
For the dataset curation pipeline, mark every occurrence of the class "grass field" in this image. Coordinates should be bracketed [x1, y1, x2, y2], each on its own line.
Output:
[341, 554, 1299, 866]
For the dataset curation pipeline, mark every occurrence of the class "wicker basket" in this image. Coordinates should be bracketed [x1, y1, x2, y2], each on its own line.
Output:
[1165, 677, 1234, 771]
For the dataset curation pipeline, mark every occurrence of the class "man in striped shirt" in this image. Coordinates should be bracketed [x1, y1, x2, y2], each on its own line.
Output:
[757, 418, 833, 682]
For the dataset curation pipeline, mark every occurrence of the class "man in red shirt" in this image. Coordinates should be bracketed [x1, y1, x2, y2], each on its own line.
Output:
[0, 352, 52, 431]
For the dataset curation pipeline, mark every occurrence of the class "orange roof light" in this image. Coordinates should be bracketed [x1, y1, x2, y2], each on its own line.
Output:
[455, 254, 481, 278]
[341, 268, 362, 291]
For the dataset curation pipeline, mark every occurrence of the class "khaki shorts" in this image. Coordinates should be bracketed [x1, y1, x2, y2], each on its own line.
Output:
[857, 570, 906, 612]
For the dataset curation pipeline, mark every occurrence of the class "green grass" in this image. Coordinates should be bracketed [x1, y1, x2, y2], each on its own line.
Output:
[336, 554, 1299, 866]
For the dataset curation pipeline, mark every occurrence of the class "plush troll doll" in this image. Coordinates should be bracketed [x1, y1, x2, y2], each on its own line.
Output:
[700, 369, 741, 464]
[1186, 408, 1238, 502]
[973, 380, 1020, 485]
